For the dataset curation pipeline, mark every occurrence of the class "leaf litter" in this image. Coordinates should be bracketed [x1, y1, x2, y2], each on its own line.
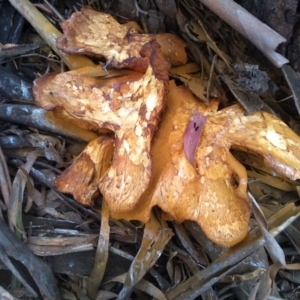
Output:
[1, 0, 300, 299]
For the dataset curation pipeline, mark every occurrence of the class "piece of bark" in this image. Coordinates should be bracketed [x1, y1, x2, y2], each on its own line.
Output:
[199, 0, 289, 67]
[0, 1, 24, 45]
[0, 104, 97, 142]
[0, 136, 32, 149]
[0, 66, 33, 102]
[0, 43, 40, 59]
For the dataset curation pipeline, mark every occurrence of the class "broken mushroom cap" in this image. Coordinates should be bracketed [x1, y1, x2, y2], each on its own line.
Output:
[110, 81, 250, 247]
[110, 81, 300, 247]
[56, 6, 187, 72]
[33, 64, 167, 213]
[54, 136, 114, 205]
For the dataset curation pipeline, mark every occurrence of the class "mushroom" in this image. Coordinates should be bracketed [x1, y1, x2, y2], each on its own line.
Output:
[33, 8, 300, 247]
[110, 81, 300, 247]
[56, 6, 187, 72]
[34, 63, 167, 213]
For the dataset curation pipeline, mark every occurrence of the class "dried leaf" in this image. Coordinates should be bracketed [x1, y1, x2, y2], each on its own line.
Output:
[117, 213, 173, 299]
[0, 146, 11, 208]
[219, 268, 266, 283]
[86, 201, 110, 298]
[27, 240, 95, 256]
[248, 278, 261, 300]
[189, 19, 231, 67]
[279, 270, 300, 285]
[103, 273, 167, 300]
[170, 72, 209, 101]
[8, 151, 40, 232]
[170, 62, 201, 74]
[166, 251, 178, 282]
[284, 225, 300, 255]
[169, 64, 210, 101]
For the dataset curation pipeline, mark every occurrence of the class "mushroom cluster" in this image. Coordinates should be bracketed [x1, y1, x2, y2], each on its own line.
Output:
[33, 7, 300, 247]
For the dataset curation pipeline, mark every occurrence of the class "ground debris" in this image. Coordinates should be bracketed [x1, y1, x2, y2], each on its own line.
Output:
[1, 1, 300, 299]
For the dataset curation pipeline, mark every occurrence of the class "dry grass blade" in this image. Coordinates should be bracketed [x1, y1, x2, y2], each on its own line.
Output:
[86, 201, 110, 298]
[248, 170, 298, 192]
[282, 64, 300, 116]
[7, 151, 40, 233]
[117, 213, 173, 299]
[248, 278, 261, 300]
[284, 225, 300, 255]
[173, 223, 208, 267]
[0, 146, 11, 211]
[103, 273, 167, 300]
[27, 231, 98, 256]
[219, 268, 266, 283]
[249, 192, 286, 266]
[189, 19, 231, 68]
[250, 191, 268, 229]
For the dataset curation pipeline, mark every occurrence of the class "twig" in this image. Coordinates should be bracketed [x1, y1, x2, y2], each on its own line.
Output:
[8, 0, 94, 70]
[43, 0, 65, 22]
[199, 0, 289, 68]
